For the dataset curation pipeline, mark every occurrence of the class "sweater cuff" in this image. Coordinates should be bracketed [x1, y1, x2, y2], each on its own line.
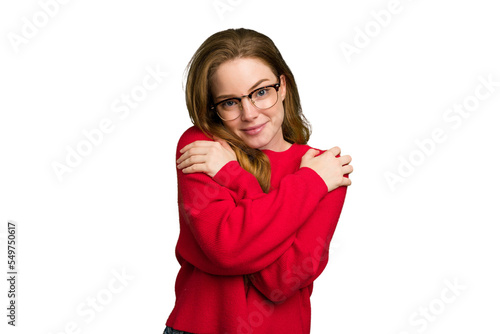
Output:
[294, 167, 328, 199]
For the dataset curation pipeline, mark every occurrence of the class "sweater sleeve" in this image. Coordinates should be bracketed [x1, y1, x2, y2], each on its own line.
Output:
[176, 128, 329, 276]
[247, 170, 348, 303]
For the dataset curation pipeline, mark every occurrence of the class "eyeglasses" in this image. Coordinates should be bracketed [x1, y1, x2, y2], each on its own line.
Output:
[210, 81, 281, 121]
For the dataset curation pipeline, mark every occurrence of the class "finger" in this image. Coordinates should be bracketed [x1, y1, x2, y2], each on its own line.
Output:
[214, 138, 231, 151]
[177, 146, 210, 164]
[179, 140, 215, 154]
[341, 164, 354, 175]
[177, 155, 206, 170]
[327, 146, 341, 157]
[181, 163, 208, 174]
[337, 155, 352, 166]
[179, 142, 198, 154]
[342, 177, 352, 186]
[302, 148, 320, 160]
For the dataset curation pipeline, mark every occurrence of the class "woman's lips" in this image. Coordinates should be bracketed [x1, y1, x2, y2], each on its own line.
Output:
[242, 122, 266, 135]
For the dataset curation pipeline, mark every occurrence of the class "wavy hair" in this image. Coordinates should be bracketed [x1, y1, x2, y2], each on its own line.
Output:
[184, 28, 311, 192]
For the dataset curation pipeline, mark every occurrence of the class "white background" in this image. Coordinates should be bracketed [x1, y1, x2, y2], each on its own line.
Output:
[1, 0, 499, 333]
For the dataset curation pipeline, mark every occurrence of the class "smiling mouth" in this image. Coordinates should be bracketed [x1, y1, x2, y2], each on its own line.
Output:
[242, 123, 267, 135]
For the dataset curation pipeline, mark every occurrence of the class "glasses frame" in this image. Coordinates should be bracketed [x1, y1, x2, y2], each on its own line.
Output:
[210, 81, 281, 121]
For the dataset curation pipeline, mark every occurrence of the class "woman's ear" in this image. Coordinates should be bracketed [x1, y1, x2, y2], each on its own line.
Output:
[280, 74, 286, 101]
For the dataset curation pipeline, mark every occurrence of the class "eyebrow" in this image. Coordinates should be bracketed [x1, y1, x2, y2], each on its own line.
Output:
[215, 78, 271, 101]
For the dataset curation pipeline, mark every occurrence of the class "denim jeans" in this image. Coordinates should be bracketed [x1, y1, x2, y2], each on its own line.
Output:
[163, 325, 194, 334]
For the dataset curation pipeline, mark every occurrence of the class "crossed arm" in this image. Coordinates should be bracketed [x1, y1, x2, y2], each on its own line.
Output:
[248, 184, 347, 302]
[175, 131, 351, 299]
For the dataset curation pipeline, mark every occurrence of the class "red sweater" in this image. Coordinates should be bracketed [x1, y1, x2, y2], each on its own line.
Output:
[166, 126, 347, 333]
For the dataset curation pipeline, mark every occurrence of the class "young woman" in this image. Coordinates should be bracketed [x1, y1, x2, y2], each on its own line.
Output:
[164, 28, 353, 334]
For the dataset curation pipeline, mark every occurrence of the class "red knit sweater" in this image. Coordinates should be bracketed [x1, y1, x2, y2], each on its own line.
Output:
[165, 126, 347, 334]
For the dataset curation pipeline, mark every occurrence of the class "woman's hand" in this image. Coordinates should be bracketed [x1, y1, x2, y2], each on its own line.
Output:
[176, 137, 237, 178]
[300, 147, 353, 192]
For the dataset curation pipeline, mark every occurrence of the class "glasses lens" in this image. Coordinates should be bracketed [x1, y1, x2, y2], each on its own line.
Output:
[215, 84, 279, 121]
[252, 87, 278, 109]
[217, 98, 241, 120]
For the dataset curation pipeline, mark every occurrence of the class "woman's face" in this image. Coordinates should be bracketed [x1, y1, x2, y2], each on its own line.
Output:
[211, 57, 289, 152]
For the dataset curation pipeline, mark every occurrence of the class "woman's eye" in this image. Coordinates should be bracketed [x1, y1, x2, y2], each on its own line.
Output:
[256, 88, 269, 97]
[223, 100, 237, 108]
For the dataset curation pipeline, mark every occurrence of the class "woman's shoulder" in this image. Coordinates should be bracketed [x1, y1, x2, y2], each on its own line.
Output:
[294, 142, 326, 155]
[177, 126, 213, 149]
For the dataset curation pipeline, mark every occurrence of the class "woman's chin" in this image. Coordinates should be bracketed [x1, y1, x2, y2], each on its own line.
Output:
[241, 137, 269, 150]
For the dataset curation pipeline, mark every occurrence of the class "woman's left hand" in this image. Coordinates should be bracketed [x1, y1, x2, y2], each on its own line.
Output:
[176, 137, 237, 178]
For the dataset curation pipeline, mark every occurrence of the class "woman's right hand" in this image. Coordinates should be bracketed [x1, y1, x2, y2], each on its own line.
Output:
[176, 137, 237, 178]
[300, 147, 353, 192]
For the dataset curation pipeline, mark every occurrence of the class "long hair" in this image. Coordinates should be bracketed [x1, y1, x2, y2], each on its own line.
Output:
[184, 28, 311, 192]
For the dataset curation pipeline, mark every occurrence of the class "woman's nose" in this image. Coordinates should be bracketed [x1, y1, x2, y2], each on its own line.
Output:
[240, 97, 258, 121]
